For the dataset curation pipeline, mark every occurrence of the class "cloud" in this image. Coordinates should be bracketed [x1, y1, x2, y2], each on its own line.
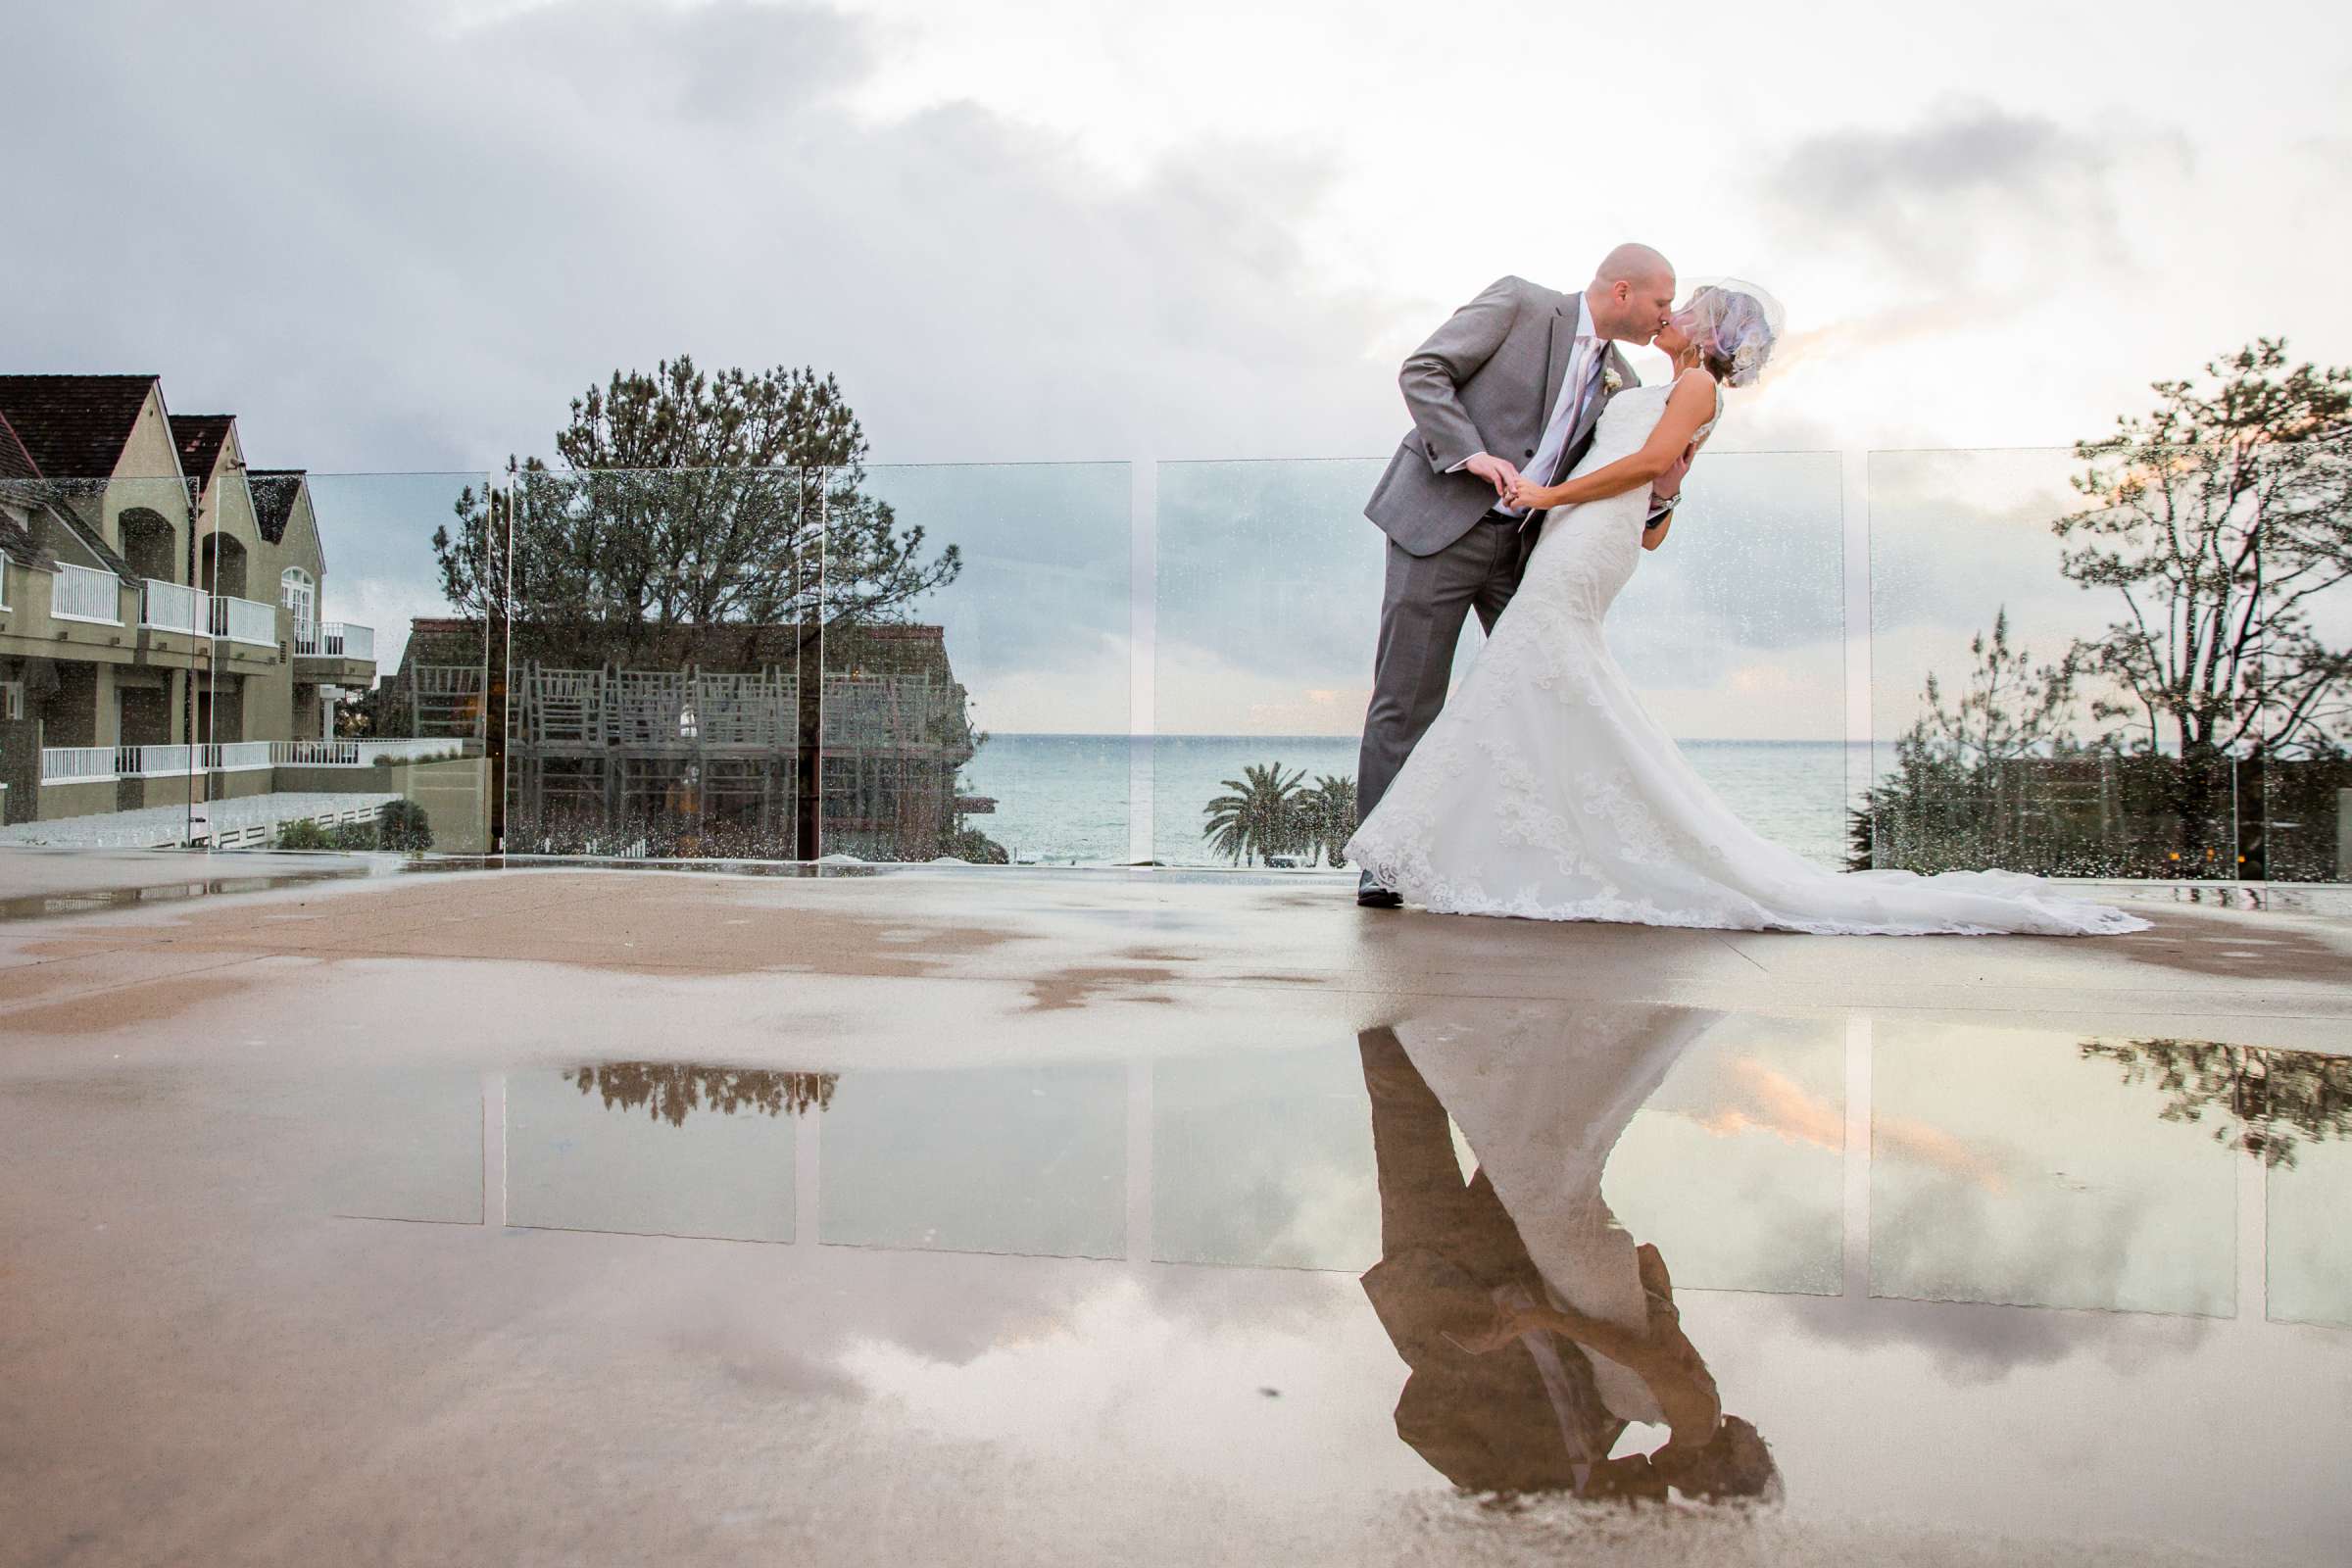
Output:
[1765, 103, 2157, 290]
[1775, 1289, 2208, 1386]
[6, 0, 1406, 477]
[483, 0, 875, 123]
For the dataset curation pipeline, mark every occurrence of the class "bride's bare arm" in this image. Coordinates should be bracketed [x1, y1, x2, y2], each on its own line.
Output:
[1506, 371, 1717, 513]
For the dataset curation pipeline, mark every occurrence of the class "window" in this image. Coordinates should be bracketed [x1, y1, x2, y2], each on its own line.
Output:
[280, 566, 316, 625]
[1, 680, 23, 721]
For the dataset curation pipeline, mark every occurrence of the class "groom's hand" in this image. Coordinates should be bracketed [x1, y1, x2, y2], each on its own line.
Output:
[1461, 452, 1521, 499]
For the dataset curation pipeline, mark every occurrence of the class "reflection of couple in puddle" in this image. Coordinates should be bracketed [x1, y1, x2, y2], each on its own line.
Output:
[1358, 1005, 1779, 1504]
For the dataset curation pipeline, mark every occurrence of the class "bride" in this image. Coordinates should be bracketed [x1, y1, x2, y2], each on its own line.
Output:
[1345, 284, 2149, 937]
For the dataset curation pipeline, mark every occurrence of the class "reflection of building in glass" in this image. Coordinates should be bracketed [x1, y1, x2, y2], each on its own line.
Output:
[566, 1061, 838, 1127]
[384, 618, 987, 859]
[0, 374, 401, 847]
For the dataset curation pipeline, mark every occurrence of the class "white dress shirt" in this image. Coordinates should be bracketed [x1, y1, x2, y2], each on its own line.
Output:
[1447, 292, 1682, 524]
[1485, 294, 1608, 518]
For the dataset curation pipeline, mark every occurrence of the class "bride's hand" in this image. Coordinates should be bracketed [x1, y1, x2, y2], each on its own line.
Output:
[1504, 476, 1553, 511]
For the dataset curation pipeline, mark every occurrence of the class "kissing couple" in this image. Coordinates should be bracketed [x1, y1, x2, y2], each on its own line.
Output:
[1344, 243, 2147, 937]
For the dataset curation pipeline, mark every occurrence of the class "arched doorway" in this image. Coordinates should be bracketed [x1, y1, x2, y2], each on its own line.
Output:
[118, 507, 177, 583]
[199, 533, 248, 600]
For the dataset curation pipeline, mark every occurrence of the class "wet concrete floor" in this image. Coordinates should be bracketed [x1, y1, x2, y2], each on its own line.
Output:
[2, 857, 2347, 1565]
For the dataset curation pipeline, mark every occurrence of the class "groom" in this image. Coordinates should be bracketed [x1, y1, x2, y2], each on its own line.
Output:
[1353, 243, 1681, 906]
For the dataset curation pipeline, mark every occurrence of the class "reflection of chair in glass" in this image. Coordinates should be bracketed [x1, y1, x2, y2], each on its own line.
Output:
[612, 669, 694, 747]
[1358, 1010, 1780, 1504]
[521, 666, 606, 746]
[818, 671, 976, 858]
[407, 664, 485, 738]
[505, 660, 803, 854]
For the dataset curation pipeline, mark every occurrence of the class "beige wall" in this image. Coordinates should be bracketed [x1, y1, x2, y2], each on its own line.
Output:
[394, 756, 490, 853]
[193, 425, 264, 602]
[106, 386, 194, 578]
[32, 778, 118, 822]
[238, 618, 295, 742]
[273, 756, 489, 854]
[254, 484, 326, 616]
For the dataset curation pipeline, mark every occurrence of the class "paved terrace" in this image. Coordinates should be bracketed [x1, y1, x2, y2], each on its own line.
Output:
[1, 853, 2348, 1566]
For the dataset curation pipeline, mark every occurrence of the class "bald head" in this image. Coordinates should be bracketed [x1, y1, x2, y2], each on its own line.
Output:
[1587, 242, 1677, 345]
[1595, 242, 1673, 290]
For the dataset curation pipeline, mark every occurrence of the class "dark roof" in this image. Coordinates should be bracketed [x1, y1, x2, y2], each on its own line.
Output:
[0, 407, 40, 483]
[393, 617, 956, 681]
[248, 468, 307, 544]
[0, 513, 50, 573]
[0, 375, 162, 479]
[0, 493, 54, 573]
[41, 496, 138, 583]
[170, 414, 235, 493]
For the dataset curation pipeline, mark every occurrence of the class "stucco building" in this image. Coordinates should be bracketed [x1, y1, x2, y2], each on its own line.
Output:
[0, 374, 409, 845]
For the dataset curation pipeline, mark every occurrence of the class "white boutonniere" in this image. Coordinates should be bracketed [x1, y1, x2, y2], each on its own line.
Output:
[1602, 368, 1623, 394]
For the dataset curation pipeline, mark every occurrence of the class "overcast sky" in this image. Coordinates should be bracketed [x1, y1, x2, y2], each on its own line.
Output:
[10, 0, 2348, 739]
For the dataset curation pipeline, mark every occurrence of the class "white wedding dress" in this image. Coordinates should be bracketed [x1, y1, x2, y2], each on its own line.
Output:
[1346, 374, 2150, 937]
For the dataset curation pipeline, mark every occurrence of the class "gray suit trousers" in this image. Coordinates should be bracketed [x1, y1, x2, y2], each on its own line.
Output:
[1356, 511, 1536, 852]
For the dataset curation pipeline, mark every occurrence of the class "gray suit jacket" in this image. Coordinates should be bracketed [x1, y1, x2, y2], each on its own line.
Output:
[1363, 275, 1640, 558]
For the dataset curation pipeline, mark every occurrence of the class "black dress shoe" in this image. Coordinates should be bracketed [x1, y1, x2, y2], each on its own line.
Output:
[1357, 885, 1404, 908]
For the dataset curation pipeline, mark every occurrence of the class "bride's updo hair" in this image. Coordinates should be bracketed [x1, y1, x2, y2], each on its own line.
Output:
[1683, 281, 1783, 388]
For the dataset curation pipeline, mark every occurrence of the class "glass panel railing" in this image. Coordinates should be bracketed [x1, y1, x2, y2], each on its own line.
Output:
[820, 462, 1130, 866]
[1152, 453, 1846, 870]
[1148, 1006, 1843, 1291]
[199, 472, 493, 856]
[2257, 440, 2352, 883]
[1, 475, 203, 852]
[1152, 460, 1383, 870]
[818, 1062, 1127, 1259]
[1868, 447, 2258, 881]
[2268, 1046, 2352, 1326]
[499, 466, 821, 860]
[1873, 1020, 2236, 1314]
[505, 1062, 807, 1244]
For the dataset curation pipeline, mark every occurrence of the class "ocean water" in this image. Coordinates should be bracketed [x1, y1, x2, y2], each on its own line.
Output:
[958, 734, 1868, 871]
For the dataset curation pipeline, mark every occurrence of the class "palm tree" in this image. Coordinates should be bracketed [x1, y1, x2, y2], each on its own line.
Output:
[1301, 774, 1358, 868]
[1201, 761, 1307, 866]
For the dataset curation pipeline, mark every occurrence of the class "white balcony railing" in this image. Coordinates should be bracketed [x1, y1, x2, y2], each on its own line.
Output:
[140, 579, 207, 635]
[51, 564, 123, 624]
[210, 595, 277, 647]
[293, 619, 376, 661]
[125, 744, 197, 777]
[39, 746, 120, 784]
[269, 738, 460, 767]
[39, 743, 290, 785]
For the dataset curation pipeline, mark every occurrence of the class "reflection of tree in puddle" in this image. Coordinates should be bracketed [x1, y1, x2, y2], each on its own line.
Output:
[2081, 1040, 2352, 1167]
[565, 1062, 838, 1127]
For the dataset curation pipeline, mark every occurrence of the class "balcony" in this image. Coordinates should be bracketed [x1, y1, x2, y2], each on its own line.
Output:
[50, 564, 123, 625]
[209, 594, 277, 648]
[36, 746, 120, 784]
[139, 579, 207, 636]
[292, 617, 376, 664]
[37, 743, 281, 785]
[268, 739, 459, 766]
